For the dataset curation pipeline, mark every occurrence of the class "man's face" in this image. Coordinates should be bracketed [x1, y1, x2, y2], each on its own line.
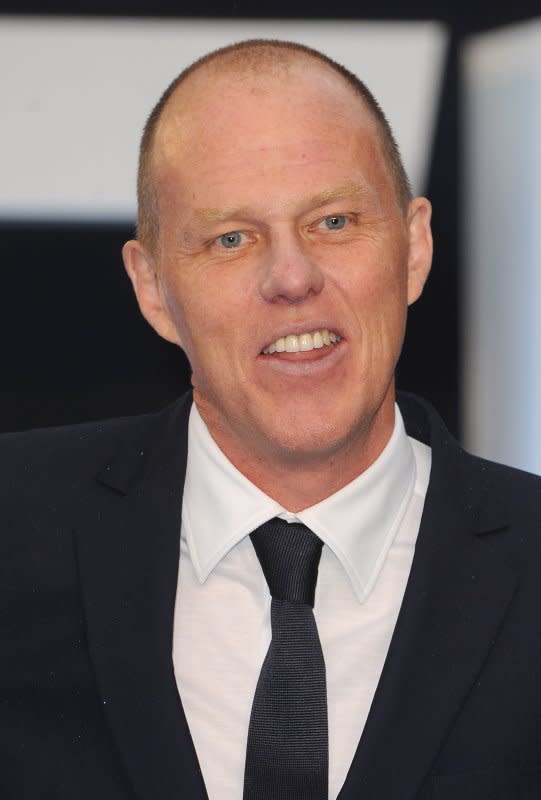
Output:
[126, 61, 432, 482]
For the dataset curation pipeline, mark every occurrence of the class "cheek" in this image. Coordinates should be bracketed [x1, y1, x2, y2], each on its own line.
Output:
[161, 271, 249, 371]
[334, 247, 409, 364]
[339, 252, 408, 314]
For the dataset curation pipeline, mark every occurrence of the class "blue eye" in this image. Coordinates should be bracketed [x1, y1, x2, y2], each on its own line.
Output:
[323, 215, 347, 230]
[219, 231, 244, 248]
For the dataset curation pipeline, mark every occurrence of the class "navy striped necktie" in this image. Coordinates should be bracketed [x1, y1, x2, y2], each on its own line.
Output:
[243, 517, 328, 799]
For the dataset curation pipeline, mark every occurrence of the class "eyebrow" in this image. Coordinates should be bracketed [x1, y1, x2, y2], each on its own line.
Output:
[190, 205, 256, 224]
[306, 181, 374, 208]
[189, 180, 375, 226]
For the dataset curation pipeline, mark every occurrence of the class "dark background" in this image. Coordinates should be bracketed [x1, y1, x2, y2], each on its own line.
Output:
[2, 0, 539, 435]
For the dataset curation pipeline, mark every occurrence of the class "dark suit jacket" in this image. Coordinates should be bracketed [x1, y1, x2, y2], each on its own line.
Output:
[2, 391, 541, 800]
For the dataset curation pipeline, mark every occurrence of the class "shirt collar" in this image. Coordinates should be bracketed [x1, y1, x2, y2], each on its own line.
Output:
[182, 404, 416, 603]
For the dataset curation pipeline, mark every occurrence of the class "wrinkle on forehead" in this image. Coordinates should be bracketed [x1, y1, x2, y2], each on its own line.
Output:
[187, 181, 383, 227]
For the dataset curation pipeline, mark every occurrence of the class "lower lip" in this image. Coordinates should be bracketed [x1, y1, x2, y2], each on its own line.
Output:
[256, 340, 346, 375]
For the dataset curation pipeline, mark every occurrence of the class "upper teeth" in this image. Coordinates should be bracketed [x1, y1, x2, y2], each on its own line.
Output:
[262, 329, 341, 354]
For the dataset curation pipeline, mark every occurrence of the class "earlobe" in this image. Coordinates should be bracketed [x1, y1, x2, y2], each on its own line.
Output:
[122, 239, 181, 346]
[406, 197, 433, 306]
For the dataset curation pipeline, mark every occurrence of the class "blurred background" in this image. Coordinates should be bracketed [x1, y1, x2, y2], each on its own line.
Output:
[1, 0, 540, 474]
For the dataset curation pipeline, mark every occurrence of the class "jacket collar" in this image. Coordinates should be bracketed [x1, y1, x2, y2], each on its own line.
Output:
[338, 392, 516, 799]
[75, 392, 209, 800]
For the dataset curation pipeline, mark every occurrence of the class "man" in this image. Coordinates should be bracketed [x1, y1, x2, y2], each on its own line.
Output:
[2, 39, 541, 800]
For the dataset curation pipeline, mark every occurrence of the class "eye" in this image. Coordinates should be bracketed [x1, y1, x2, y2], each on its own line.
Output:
[218, 231, 245, 249]
[322, 215, 347, 230]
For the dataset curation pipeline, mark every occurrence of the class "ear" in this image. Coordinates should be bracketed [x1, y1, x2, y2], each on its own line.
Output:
[406, 197, 433, 306]
[122, 239, 181, 346]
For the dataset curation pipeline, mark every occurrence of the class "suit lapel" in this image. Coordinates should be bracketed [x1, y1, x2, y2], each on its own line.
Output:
[339, 396, 518, 800]
[75, 393, 209, 800]
[74, 390, 519, 800]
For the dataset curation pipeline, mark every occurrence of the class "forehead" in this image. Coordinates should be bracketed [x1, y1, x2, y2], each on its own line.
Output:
[158, 58, 380, 151]
[152, 59, 392, 212]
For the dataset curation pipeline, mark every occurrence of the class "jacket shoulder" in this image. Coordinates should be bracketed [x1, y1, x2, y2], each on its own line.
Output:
[0, 410, 160, 481]
[399, 390, 541, 519]
[0, 397, 191, 509]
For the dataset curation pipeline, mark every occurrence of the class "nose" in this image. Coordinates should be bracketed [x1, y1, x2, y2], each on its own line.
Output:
[259, 232, 325, 304]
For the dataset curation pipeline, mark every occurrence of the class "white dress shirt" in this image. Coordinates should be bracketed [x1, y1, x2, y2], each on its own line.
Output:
[173, 404, 431, 800]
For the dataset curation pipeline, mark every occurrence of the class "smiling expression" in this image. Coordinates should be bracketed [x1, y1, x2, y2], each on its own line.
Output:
[124, 57, 432, 504]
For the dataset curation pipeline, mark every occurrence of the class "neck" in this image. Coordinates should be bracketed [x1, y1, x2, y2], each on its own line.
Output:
[196, 397, 396, 512]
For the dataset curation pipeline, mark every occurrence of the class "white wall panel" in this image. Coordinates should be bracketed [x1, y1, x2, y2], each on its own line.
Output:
[0, 17, 447, 221]
[463, 19, 541, 474]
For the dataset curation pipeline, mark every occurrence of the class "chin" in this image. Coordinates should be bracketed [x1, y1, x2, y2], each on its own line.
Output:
[264, 417, 355, 463]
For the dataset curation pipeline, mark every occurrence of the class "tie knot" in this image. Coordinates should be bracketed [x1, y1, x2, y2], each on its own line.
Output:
[250, 518, 323, 606]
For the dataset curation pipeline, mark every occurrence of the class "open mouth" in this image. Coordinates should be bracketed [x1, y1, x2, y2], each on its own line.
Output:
[261, 328, 342, 355]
